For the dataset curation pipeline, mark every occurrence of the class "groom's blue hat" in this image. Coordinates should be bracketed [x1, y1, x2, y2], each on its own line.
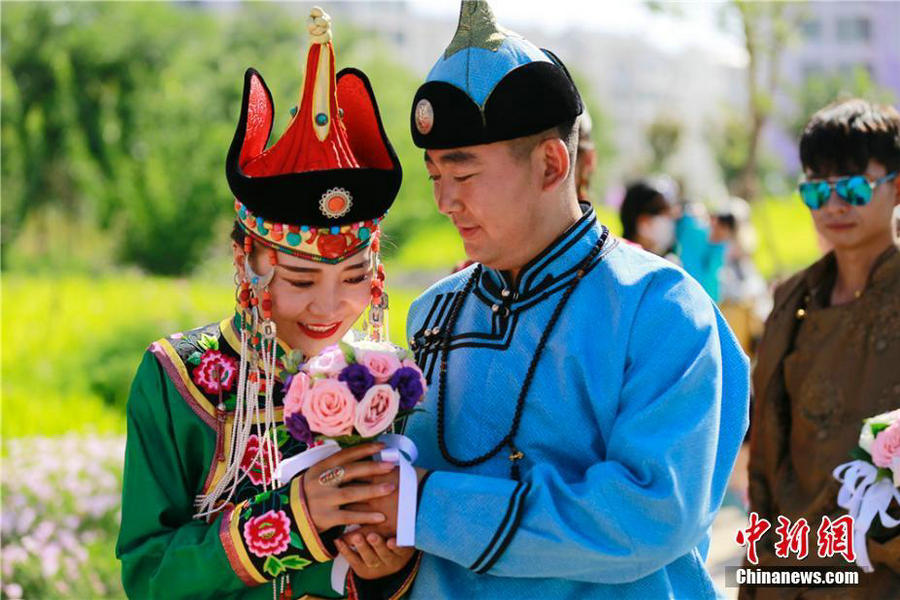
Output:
[411, 0, 583, 149]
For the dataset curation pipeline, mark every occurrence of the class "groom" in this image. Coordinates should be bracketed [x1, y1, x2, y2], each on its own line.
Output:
[354, 2, 750, 598]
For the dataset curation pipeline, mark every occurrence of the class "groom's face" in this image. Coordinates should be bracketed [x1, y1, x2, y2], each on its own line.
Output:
[424, 142, 541, 270]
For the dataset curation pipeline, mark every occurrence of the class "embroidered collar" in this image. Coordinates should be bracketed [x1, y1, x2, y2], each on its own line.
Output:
[475, 203, 611, 308]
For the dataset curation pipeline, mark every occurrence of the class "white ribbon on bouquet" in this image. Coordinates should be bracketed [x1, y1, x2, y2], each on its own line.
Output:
[275, 434, 419, 594]
[833, 459, 900, 572]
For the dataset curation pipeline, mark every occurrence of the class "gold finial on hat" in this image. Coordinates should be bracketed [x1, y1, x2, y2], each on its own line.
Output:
[307, 6, 333, 44]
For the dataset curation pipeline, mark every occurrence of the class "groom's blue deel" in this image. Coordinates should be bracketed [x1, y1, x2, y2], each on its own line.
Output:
[401, 2, 751, 598]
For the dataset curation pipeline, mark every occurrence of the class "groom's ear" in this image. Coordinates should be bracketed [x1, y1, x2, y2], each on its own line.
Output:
[536, 137, 570, 193]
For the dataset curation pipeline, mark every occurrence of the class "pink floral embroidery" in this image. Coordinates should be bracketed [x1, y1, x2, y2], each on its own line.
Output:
[239, 435, 283, 486]
[242, 509, 292, 557]
[192, 350, 238, 394]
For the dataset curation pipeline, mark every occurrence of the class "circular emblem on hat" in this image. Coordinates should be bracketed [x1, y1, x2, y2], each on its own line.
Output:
[415, 99, 434, 135]
[319, 187, 353, 219]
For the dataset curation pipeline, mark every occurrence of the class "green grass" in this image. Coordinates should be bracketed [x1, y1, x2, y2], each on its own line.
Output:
[750, 196, 820, 280]
[2, 275, 231, 437]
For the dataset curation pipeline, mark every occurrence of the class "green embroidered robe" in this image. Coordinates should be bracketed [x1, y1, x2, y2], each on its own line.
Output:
[116, 318, 418, 599]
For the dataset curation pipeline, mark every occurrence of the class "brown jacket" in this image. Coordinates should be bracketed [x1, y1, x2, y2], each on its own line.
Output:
[740, 247, 900, 599]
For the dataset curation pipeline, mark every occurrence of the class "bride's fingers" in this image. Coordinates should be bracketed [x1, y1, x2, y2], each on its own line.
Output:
[347, 533, 381, 568]
[365, 533, 398, 565]
[312, 443, 384, 474]
[334, 539, 367, 573]
[331, 509, 387, 527]
[338, 460, 396, 483]
[324, 482, 394, 507]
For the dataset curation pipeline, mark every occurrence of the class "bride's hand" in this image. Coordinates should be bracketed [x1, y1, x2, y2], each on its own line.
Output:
[302, 443, 398, 533]
[335, 532, 415, 580]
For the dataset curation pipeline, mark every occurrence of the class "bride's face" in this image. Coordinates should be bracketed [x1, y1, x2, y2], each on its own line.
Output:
[235, 243, 373, 357]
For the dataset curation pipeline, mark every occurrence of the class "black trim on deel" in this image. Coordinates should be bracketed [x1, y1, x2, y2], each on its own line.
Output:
[416, 247, 609, 381]
[473, 207, 596, 305]
[476, 482, 531, 575]
[468, 482, 530, 574]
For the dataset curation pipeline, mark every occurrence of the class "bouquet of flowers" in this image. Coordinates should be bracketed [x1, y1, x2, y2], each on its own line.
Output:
[853, 409, 900, 486]
[281, 340, 426, 447]
[274, 337, 426, 585]
[833, 408, 900, 572]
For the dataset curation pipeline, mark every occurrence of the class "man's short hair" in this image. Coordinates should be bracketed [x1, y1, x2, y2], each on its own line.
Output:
[799, 98, 900, 176]
[506, 117, 579, 175]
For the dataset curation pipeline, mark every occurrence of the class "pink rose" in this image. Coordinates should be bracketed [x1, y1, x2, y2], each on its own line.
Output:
[356, 350, 402, 384]
[402, 359, 428, 395]
[301, 379, 356, 437]
[354, 384, 400, 438]
[305, 345, 348, 377]
[871, 421, 900, 469]
[283, 372, 310, 420]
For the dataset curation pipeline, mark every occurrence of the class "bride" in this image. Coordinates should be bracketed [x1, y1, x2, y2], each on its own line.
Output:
[117, 8, 417, 599]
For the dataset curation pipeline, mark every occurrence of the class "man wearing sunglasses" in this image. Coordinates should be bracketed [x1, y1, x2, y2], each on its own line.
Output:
[742, 98, 900, 599]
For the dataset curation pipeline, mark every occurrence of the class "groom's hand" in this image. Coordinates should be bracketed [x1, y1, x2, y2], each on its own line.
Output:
[346, 469, 400, 538]
[345, 467, 430, 539]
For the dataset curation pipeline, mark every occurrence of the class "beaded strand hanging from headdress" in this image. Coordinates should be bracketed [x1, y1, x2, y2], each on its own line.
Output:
[194, 4, 402, 521]
[365, 230, 390, 341]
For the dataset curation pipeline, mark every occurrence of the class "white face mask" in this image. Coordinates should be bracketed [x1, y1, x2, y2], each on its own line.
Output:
[638, 215, 676, 254]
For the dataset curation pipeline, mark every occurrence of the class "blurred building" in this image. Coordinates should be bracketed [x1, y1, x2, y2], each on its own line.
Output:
[766, 1, 900, 173]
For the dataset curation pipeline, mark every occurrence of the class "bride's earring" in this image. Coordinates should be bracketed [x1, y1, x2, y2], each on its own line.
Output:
[367, 231, 388, 341]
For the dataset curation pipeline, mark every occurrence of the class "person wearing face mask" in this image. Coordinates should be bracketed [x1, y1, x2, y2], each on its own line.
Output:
[620, 179, 727, 300]
[619, 180, 678, 255]
[116, 9, 419, 599]
[741, 99, 900, 599]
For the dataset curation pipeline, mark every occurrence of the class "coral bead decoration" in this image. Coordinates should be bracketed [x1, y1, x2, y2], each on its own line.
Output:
[317, 233, 350, 259]
[261, 290, 273, 319]
[239, 283, 251, 308]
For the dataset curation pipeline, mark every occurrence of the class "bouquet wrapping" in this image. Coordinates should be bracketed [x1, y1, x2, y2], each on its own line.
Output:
[832, 408, 900, 572]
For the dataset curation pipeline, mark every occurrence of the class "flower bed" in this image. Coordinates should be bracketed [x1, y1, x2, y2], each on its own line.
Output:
[1, 435, 126, 599]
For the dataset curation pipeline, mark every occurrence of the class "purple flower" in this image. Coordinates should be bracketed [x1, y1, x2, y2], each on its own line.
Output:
[337, 363, 375, 400]
[389, 367, 425, 411]
[282, 373, 294, 394]
[285, 413, 314, 446]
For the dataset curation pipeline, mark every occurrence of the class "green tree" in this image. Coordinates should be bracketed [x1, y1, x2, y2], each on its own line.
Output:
[1, 2, 441, 274]
[787, 66, 897, 138]
[646, 115, 682, 172]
